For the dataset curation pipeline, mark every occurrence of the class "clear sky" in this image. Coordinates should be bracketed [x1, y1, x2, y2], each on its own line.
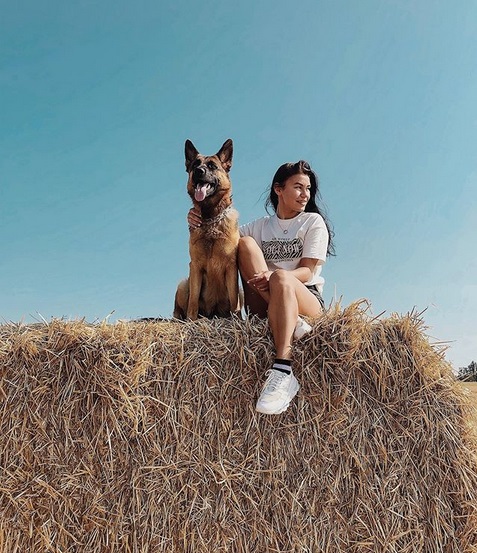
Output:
[1, 0, 476, 369]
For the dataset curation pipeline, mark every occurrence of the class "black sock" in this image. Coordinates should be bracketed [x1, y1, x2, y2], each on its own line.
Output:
[272, 358, 291, 375]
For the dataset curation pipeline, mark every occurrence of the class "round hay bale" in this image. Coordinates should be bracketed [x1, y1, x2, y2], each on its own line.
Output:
[0, 302, 476, 552]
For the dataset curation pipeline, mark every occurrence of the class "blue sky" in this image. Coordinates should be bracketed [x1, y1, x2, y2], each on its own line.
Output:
[1, 0, 476, 369]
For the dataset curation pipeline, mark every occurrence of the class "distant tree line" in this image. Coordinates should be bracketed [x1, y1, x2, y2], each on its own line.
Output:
[457, 360, 477, 382]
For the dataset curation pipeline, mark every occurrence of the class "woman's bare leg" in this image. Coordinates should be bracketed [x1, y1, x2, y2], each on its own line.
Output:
[238, 237, 322, 355]
[256, 274, 322, 415]
[238, 236, 269, 317]
[268, 270, 323, 359]
[239, 237, 324, 414]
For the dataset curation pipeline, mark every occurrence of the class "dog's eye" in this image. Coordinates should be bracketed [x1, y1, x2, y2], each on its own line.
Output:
[207, 161, 217, 170]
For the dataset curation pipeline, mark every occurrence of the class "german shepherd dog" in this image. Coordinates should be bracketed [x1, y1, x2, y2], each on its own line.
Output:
[173, 139, 240, 320]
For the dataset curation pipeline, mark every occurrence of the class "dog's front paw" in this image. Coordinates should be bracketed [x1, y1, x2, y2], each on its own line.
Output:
[186, 309, 199, 321]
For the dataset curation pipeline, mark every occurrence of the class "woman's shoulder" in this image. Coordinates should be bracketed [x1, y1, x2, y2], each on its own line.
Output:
[241, 214, 271, 228]
[239, 214, 271, 235]
[253, 214, 272, 223]
[301, 211, 326, 226]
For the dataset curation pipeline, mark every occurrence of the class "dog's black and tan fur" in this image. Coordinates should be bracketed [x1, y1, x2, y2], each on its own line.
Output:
[173, 139, 240, 320]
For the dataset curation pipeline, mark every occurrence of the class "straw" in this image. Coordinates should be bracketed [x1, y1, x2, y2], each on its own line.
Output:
[0, 301, 476, 552]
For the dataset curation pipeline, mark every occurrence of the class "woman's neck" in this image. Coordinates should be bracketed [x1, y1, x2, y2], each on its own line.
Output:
[276, 207, 298, 220]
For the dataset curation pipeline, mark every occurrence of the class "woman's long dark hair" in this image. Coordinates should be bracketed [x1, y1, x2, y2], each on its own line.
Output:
[265, 160, 335, 256]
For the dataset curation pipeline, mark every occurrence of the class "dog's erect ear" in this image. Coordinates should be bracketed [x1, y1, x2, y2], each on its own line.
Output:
[216, 139, 233, 172]
[185, 139, 199, 172]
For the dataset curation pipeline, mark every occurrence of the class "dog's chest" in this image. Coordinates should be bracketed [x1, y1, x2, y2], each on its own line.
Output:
[203, 223, 230, 240]
[190, 223, 238, 257]
[193, 228, 228, 249]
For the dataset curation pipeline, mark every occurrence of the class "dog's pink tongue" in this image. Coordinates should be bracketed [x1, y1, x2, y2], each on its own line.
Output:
[195, 185, 208, 202]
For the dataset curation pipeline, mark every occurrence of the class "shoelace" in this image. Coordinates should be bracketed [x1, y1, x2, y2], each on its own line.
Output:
[264, 370, 288, 392]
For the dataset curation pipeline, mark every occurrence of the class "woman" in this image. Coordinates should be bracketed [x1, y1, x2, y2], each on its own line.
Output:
[189, 160, 334, 415]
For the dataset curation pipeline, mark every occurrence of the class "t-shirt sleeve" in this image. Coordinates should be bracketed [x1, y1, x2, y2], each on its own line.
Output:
[239, 218, 263, 244]
[302, 215, 329, 262]
[239, 221, 253, 238]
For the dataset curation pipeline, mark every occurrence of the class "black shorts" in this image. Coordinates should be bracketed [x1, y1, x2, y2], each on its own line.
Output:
[306, 284, 325, 310]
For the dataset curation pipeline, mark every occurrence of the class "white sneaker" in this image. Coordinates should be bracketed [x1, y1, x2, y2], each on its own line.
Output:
[256, 369, 300, 414]
[294, 317, 312, 340]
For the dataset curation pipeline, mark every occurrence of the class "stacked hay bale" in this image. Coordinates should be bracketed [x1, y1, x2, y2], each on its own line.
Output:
[0, 303, 476, 552]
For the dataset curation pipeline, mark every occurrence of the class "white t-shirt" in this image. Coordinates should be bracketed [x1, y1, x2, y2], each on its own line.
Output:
[239, 212, 329, 292]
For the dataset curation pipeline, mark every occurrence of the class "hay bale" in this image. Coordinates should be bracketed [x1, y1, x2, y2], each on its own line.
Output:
[0, 302, 476, 552]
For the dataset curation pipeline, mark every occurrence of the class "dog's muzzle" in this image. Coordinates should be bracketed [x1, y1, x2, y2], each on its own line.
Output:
[192, 166, 217, 202]
[193, 166, 207, 180]
[194, 181, 215, 202]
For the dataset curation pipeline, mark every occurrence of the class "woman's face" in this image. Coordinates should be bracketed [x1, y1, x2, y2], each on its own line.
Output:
[274, 173, 311, 218]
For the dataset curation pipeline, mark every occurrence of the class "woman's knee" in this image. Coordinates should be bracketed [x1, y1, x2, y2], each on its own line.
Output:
[269, 269, 293, 291]
[238, 236, 258, 255]
[238, 236, 263, 267]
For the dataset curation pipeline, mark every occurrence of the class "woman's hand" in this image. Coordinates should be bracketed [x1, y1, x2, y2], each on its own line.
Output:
[188, 208, 202, 230]
[247, 270, 273, 293]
